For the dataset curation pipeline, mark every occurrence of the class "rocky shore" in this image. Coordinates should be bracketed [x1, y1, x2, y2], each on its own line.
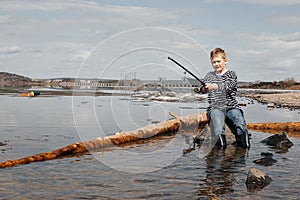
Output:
[242, 92, 300, 110]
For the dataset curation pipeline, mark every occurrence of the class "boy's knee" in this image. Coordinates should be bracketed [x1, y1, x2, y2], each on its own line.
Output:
[209, 121, 225, 137]
[236, 126, 248, 136]
[227, 110, 246, 125]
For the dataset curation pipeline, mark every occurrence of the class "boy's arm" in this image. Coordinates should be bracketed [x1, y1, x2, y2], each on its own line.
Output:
[201, 72, 219, 92]
[202, 71, 237, 92]
[217, 71, 237, 92]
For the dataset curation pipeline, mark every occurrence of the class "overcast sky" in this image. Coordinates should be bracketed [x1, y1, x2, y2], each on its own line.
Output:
[1, 0, 299, 81]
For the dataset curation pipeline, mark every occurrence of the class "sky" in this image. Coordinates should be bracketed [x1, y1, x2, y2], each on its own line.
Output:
[0, 0, 300, 82]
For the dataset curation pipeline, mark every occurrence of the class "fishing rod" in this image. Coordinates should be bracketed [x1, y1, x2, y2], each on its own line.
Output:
[168, 57, 207, 154]
[167, 57, 205, 86]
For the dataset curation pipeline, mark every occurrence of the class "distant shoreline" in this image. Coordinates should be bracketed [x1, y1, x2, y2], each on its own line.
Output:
[0, 88, 117, 97]
[1, 72, 300, 110]
[1, 87, 300, 110]
[1, 71, 300, 90]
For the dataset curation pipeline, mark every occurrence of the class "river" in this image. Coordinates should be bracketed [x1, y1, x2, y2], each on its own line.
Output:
[0, 93, 299, 199]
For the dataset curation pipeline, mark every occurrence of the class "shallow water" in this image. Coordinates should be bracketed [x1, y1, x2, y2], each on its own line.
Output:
[0, 94, 300, 199]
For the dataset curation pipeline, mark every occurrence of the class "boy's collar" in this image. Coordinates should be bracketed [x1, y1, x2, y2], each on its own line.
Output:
[215, 69, 228, 75]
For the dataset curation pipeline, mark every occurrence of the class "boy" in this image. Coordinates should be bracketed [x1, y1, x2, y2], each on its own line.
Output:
[202, 47, 250, 149]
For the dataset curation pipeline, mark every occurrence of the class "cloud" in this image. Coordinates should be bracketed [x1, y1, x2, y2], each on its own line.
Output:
[173, 41, 200, 49]
[202, 0, 300, 5]
[232, 0, 300, 6]
[0, 0, 178, 21]
[226, 31, 300, 50]
[279, 32, 300, 42]
[269, 16, 300, 25]
[0, 1, 183, 79]
[0, 0, 98, 11]
[272, 58, 297, 69]
[0, 15, 14, 24]
[202, 0, 223, 3]
[268, 36, 300, 50]
[0, 1, 180, 40]
[73, 49, 92, 61]
[211, 30, 300, 81]
[0, 46, 23, 56]
[0, 45, 48, 55]
[0, 0, 299, 81]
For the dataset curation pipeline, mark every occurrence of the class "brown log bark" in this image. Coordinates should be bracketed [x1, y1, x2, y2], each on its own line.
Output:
[247, 122, 300, 132]
[247, 122, 300, 137]
[0, 112, 208, 169]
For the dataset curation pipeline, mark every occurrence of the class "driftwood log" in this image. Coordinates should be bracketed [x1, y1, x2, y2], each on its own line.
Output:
[247, 122, 300, 137]
[1, 110, 300, 169]
[0, 112, 208, 169]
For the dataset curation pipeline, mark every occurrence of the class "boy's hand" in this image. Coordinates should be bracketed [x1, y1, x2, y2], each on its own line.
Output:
[204, 83, 218, 91]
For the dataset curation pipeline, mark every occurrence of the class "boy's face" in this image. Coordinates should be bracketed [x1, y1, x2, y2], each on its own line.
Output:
[211, 54, 227, 74]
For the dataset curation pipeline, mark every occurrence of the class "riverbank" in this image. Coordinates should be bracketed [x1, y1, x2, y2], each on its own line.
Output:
[241, 92, 300, 110]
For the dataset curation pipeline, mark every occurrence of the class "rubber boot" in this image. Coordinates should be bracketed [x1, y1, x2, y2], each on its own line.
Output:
[215, 134, 227, 149]
[236, 132, 250, 149]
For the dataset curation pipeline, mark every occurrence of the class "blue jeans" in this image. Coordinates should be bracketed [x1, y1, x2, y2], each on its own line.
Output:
[209, 108, 248, 137]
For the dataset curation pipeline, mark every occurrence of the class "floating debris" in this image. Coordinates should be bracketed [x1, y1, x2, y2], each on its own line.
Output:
[21, 91, 40, 97]
[0, 141, 7, 146]
[130, 91, 207, 103]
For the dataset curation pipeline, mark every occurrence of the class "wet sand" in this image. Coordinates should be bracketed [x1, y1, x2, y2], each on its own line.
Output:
[241, 92, 300, 110]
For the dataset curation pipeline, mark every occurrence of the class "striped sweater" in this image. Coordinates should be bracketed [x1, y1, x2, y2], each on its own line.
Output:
[202, 69, 239, 117]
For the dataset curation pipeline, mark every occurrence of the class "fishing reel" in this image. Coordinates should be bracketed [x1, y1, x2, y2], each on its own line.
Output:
[194, 86, 205, 93]
[194, 87, 201, 93]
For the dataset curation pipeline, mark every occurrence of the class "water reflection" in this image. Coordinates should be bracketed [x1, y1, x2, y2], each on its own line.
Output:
[198, 146, 248, 199]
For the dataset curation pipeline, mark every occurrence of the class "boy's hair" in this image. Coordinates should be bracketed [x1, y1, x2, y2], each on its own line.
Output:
[210, 47, 227, 60]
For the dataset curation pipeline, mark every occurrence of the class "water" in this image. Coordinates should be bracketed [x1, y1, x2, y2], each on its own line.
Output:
[0, 94, 300, 199]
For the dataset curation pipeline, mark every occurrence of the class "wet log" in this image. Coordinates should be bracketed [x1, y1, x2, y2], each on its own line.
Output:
[0, 112, 208, 169]
[247, 122, 300, 137]
[1, 109, 300, 169]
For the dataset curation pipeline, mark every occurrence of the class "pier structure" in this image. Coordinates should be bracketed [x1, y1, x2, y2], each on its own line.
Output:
[50, 77, 201, 91]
